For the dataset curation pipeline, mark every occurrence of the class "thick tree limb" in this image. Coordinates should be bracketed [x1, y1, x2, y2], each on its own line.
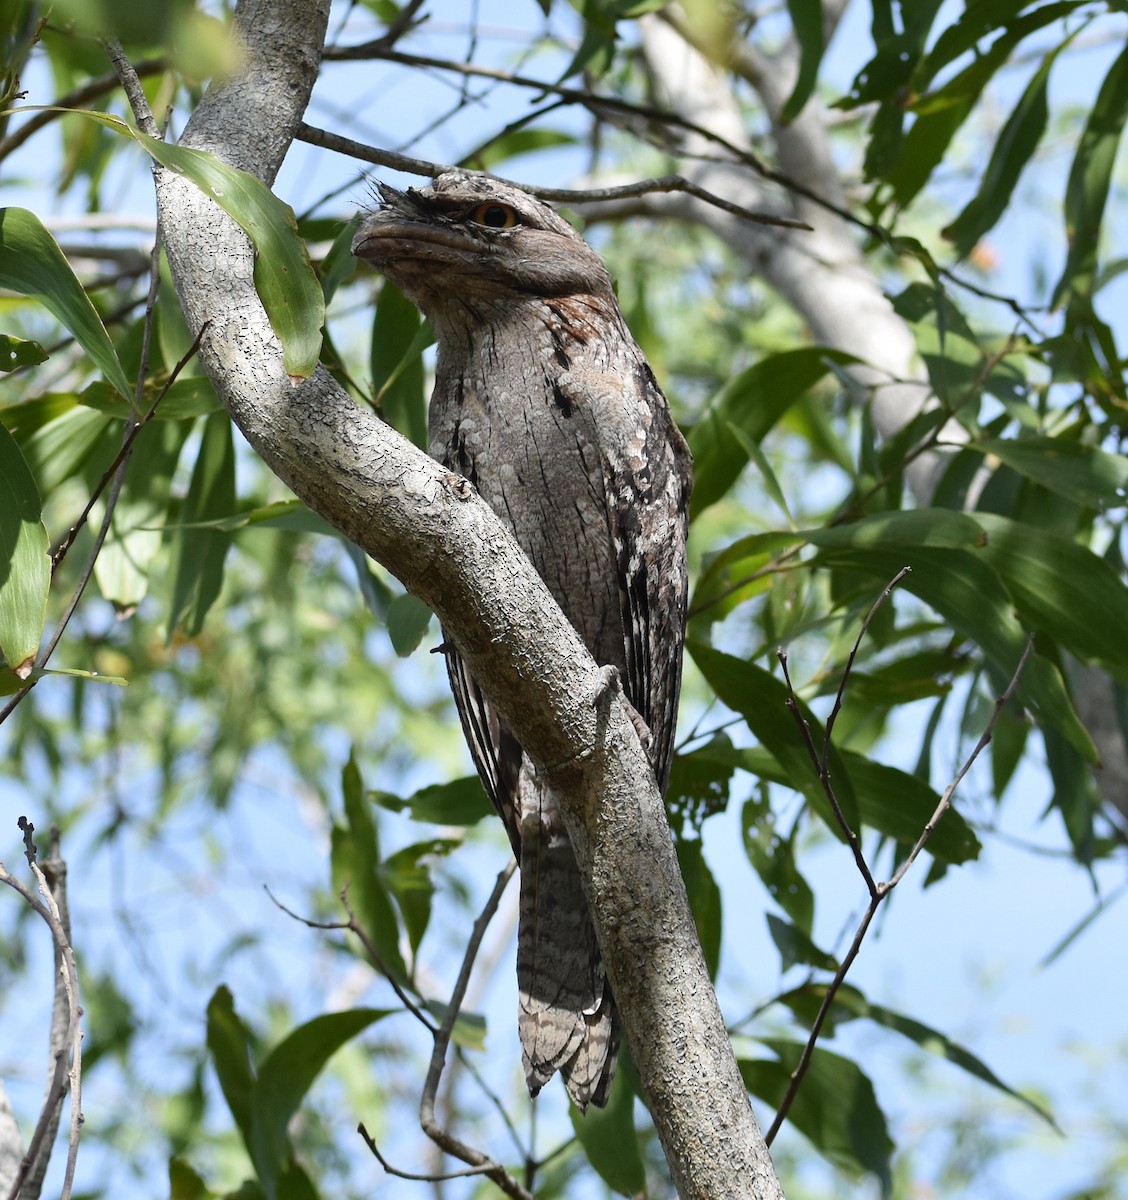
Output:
[125, 0, 785, 1194]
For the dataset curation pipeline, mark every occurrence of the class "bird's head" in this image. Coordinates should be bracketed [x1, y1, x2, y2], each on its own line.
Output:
[351, 172, 613, 317]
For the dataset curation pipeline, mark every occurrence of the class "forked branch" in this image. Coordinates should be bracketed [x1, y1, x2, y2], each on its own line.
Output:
[768, 578, 1034, 1144]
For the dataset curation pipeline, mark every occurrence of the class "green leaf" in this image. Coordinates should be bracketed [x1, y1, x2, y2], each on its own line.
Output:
[370, 281, 431, 448]
[167, 411, 235, 638]
[667, 734, 737, 830]
[382, 838, 459, 959]
[251, 1009, 392, 1199]
[169, 1157, 217, 1200]
[781, 0, 824, 123]
[423, 999, 488, 1051]
[206, 986, 256, 1148]
[95, 419, 189, 609]
[842, 751, 981, 865]
[331, 751, 409, 981]
[688, 642, 860, 836]
[318, 215, 361, 304]
[742, 795, 815, 932]
[569, 1054, 645, 1195]
[675, 839, 722, 979]
[0, 208, 132, 398]
[778, 983, 1057, 1127]
[73, 111, 325, 378]
[974, 513, 1128, 679]
[688, 348, 857, 517]
[0, 423, 50, 674]
[385, 592, 433, 656]
[740, 1040, 892, 1187]
[942, 40, 1061, 258]
[766, 913, 838, 972]
[805, 512, 1097, 759]
[0, 334, 48, 371]
[973, 436, 1128, 510]
[1053, 40, 1128, 307]
[372, 774, 494, 826]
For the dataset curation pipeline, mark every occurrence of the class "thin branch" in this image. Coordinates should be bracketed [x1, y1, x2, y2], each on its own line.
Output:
[102, 41, 161, 138]
[0, 58, 166, 164]
[264, 883, 438, 1033]
[296, 122, 810, 229]
[765, 629, 1035, 1145]
[778, 647, 875, 893]
[0, 825, 83, 1200]
[357, 864, 529, 1200]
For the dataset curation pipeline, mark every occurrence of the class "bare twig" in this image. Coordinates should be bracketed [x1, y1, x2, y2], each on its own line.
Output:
[357, 864, 531, 1200]
[296, 121, 810, 230]
[264, 883, 439, 1033]
[0, 826, 83, 1200]
[765, 627, 1035, 1145]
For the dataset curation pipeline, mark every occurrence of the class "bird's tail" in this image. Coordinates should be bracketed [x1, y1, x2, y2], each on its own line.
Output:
[516, 807, 618, 1110]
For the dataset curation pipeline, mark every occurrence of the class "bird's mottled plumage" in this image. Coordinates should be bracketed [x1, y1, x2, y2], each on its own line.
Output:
[352, 172, 691, 1108]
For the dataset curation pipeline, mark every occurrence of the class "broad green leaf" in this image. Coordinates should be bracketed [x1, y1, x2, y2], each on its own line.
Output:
[169, 1157, 217, 1200]
[1053, 40, 1128, 307]
[95, 419, 188, 609]
[688, 348, 857, 517]
[372, 774, 494, 827]
[317, 215, 360, 303]
[974, 513, 1128, 678]
[0, 423, 49, 674]
[688, 642, 860, 836]
[370, 281, 430, 448]
[742, 795, 815, 932]
[0, 208, 133, 398]
[781, 0, 824, 123]
[331, 751, 409, 981]
[385, 591, 433, 656]
[72, 110, 324, 378]
[569, 1055, 644, 1195]
[79, 376, 223, 422]
[0, 333, 48, 371]
[805, 511, 1096, 759]
[206, 986, 256, 1147]
[843, 751, 981, 865]
[778, 983, 1056, 1126]
[766, 913, 838, 973]
[675, 839, 722, 979]
[689, 529, 803, 625]
[973, 436, 1128, 509]
[12, 401, 118, 498]
[667, 734, 738, 830]
[740, 1040, 892, 1187]
[832, 647, 962, 706]
[251, 1009, 392, 1199]
[167, 411, 235, 638]
[942, 40, 1060, 258]
[382, 838, 459, 959]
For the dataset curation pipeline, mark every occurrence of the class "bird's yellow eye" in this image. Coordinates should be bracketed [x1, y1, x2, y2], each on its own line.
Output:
[469, 202, 518, 229]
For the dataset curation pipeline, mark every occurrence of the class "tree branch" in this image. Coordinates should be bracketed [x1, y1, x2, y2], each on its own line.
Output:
[113, 1, 785, 1195]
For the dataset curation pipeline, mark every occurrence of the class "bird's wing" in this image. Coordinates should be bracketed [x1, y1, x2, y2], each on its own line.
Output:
[444, 644, 523, 856]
